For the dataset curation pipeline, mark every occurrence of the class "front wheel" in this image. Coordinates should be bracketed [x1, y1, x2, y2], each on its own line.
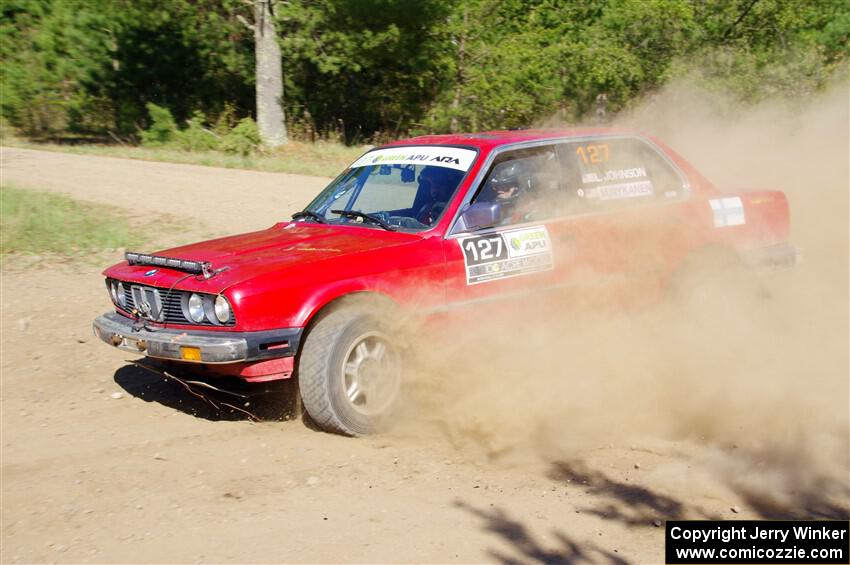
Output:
[298, 306, 402, 436]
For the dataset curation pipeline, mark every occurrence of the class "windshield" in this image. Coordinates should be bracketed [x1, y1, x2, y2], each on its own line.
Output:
[301, 145, 477, 231]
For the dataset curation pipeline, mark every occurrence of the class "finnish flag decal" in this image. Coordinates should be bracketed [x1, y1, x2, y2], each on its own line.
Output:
[709, 197, 746, 227]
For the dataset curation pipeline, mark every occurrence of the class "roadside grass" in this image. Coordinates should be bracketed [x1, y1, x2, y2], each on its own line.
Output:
[2, 136, 367, 177]
[0, 185, 147, 258]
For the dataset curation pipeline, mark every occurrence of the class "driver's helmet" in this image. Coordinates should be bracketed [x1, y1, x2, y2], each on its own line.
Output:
[482, 160, 529, 204]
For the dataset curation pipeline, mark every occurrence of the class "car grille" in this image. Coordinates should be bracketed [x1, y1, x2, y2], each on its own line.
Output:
[118, 283, 235, 327]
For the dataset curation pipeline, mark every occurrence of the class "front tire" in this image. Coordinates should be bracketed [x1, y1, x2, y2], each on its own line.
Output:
[298, 306, 401, 436]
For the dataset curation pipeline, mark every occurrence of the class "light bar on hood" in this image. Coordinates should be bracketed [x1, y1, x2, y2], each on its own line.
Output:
[125, 251, 211, 276]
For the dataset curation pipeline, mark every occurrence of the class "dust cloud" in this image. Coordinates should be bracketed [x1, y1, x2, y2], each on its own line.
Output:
[397, 79, 849, 516]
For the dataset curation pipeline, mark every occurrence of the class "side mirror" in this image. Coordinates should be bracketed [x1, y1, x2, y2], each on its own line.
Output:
[457, 202, 502, 232]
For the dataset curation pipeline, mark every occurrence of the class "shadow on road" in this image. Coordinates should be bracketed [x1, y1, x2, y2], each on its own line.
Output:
[454, 500, 629, 565]
[548, 456, 849, 524]
[113, 362, 299, 422]
[713, 449, 850, 520]
[459, 455, 848, 563]
[732, 476, 849, 520]
[547, 460, 720, 527]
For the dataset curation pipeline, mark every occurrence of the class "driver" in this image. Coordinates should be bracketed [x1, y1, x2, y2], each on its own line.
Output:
[416, 166, 462, 225]
[478, 160, 535, 223]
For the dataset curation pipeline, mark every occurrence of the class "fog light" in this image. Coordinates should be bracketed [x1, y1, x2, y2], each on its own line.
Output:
[180, 346, 202, 361]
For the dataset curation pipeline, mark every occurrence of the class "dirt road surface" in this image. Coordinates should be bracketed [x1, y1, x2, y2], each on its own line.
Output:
[2, 147, 848, 563]
[1, 147, 329, 234]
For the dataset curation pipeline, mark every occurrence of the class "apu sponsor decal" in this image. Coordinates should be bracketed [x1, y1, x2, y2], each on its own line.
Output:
[709, 196, 746, 227]
[350, 146, 476, 172]
[458, 226, 553, 285]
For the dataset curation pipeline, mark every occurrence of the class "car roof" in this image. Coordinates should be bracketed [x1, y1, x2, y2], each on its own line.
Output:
[384, 128, 643, 150]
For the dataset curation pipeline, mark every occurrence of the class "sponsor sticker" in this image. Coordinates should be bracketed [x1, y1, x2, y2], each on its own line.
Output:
[579, 180, 654, 201]
[749, 195, 775, 205]
[458, 225, 553, 285]
[350, 146, 476, 172]
[581, 167, 647, 184]
[596, 180, 654, 200]
[709, 197, 746, 227]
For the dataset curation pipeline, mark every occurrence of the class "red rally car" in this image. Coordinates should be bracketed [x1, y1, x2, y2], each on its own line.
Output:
[93, 129, 794, 435]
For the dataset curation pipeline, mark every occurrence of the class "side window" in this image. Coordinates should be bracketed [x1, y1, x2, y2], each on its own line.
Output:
[556, 137, 687, 213]
[473, 145, 561, 225]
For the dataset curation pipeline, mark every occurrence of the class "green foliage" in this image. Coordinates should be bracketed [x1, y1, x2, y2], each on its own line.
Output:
[101, 0, 254, 132]
[220, 117, 261, 155]
[175, 111, 219, 151]
[139, 103, 177, 146]
[420, 0, 847, 131]
[0, 185, 144, 254]
[0, 0, 115, 134]
[1, 0, 253, 135]
[2, 0, 848, 142]
[213, 103, 239, 137]
[139, 103, 260, 154]
[678, 0, 850, 101]
[278, 0, 462, 141]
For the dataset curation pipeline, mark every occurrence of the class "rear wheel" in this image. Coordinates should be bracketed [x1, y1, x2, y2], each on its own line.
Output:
[670, 246, 770, 316]
[298, 306, 402, 436]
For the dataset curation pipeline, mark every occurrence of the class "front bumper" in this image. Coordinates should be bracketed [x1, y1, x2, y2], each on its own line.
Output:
[92, 312, 302, 364]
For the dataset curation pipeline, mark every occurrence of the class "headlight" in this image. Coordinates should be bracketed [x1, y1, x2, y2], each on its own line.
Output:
[214, 295, 231, 323]
[115, 282, 126, 307]
[109, 280, 118, 303]
[187, 293, 205, 323]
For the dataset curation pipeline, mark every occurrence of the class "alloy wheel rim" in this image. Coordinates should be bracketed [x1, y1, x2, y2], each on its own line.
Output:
[341, 331, 400, 417]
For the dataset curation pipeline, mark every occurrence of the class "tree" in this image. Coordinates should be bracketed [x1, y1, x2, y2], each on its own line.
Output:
[2, 0, 847, 141]
[0, 0, 116, 135]
[250, 0, 287, 147]
[278, 0, 453, 142]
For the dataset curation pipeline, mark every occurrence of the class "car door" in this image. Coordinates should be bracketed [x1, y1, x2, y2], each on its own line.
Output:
[545, 136, 695, 306]
[440, 144, 569, 322]
[440, 136, 694, 322]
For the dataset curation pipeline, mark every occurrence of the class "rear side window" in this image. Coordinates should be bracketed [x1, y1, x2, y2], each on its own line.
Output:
[555, 137, 687, 213]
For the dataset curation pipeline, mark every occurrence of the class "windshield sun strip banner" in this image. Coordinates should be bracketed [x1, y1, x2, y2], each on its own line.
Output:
[350, 146, 477, 172]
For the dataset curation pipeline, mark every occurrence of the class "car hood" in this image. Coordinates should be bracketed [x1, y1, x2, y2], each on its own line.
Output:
[104, 222, 422, 292]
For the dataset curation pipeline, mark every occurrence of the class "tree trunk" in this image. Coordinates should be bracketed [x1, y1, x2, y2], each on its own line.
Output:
[254, 0, 287, 147]
[450, 6, 468, 134]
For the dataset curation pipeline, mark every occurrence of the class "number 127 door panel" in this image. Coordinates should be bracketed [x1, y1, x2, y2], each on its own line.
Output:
[442, 222, 561, 320]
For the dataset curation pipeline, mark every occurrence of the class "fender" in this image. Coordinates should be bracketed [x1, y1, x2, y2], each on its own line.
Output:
[293, 279, 382, 329]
